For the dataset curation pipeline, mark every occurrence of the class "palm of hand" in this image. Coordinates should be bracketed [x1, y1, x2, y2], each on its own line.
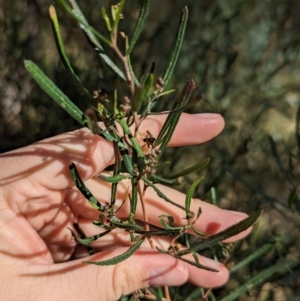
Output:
[0, 114, 251, 301]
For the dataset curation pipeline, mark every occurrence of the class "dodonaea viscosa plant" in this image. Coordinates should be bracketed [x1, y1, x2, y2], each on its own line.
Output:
[25, 1, 261, 299]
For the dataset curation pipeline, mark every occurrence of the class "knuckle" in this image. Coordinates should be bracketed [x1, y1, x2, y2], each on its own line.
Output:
[111, 262, 139, 298]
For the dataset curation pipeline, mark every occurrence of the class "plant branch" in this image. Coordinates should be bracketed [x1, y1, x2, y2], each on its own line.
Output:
[110, 33, 135, 95]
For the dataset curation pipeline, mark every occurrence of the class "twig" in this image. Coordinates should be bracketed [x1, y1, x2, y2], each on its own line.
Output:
[110, 24, 135, 95]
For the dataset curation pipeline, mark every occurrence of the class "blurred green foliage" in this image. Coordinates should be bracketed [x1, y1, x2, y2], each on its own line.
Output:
[1, 0, 300, 300]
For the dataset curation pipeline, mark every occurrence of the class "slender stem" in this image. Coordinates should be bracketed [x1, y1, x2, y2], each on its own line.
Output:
[139, 180, 171, 301]
[203, 288, 212, 299]
[143, 294, 168, 301]
[170, 231, 185, 248]
[164, 286, 171, 301]
[133, 111, 141, 133]
[137, 181, 155, 249]
[110, 25, 135, 95]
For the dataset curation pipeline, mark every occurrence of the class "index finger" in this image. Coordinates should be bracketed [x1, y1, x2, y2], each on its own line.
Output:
[0, 113, 224, 193]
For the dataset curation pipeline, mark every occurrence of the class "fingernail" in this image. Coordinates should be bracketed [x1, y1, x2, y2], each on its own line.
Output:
[196, 113, 220, 119]
[148, 264, 188, 286]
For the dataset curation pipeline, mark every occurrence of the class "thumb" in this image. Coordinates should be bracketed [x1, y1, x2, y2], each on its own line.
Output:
[30, 248, 188, 301]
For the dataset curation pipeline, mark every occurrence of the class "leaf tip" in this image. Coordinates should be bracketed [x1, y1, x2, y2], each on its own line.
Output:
[24, 59, 31, 68]
[49, 5, 56, 16]
[182, 6, 189, 16]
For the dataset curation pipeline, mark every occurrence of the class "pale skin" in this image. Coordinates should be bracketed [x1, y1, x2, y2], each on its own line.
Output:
[0, 113, 251, 301]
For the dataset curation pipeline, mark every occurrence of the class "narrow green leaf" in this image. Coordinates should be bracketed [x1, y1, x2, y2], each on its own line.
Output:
[129, 177, 138, 222]
[127, 0, 149, 55]
[150, 174, 177, 185]
[187, 208, 207, 237]
[174, 253, 219, 272]
[127, 55, 140, 86]
[142, 176, 187, 212]
[99, 53, 127, 80]
[155, 79, 196, 145]
[101, 7, 112, 32]
[178, 210, 263, 256]
[110, 118, 135, 176]
[151, 161, 171, 169]
[131, 85, 143, 112]
[135, 228, 180, 236]
[185, 177, 203, 218]
[71, 223, 94, 255]
[111, 0, 125, 33]
[191, 248, 200, 264]
[116, 139, 129, 149]
[196, 207, 202, 219]
[132, 70, 154, 113]
[211, 186, 217, 205]
[162, 6, 188, 87]
[160, 218, 172, 230]
[110, 218, 143, 231]
[69, 162, 104, 211]
[140, 62, 155, 86]
[159, 218, 183, 231]
[159, 214, 175, 227]
[69, 228, 111, 246]
[103, 129, 120, 142]
[147, 101, 192, 117]
[98, 174, 132, 183]
[156, 247, 218, 272]
[121, 150, 134, 175]
[230, 241, 275, 274]
[56, 0, 74, 16]
[148, 288, 163, 301]
[141, 72, 154, 100]
[84, 236, 145, 265]
[185, 288, 202, 301]
[155, 80, 196, 158]
[159, 89, 176, 97]
[110, 142, 122, 212]
[117, 112, 146, 159]
[57, 0, 126, 80]
[190, 223, 208, 237]
[24, 60, 87, 126]
[131, 63, 155, 112]
[167, 158, 210, 179]
[49, 5, 91, 100]
[56, 0, 110, 46]
[220, 259, 298, 301]
[48, 5, 73, 71]
[114, 195, 126, 215]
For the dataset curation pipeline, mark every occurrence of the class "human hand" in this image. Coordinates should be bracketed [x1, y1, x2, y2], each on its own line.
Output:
[0, 113, 251, 301]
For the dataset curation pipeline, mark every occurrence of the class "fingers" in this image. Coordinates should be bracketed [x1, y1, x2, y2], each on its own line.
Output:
[0, 127, 112, 192]
[19, 249, 189, 301]
[25, 247, 228, 301]
[70, 218, 231, 288]
[46, 173, 251, 264]
[183, 254, 229, 287]
[138, 113, 224, 147]
[0, 113, 224, 195]
[141, 183, 252, 242]
[72, 177, 252, 243]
